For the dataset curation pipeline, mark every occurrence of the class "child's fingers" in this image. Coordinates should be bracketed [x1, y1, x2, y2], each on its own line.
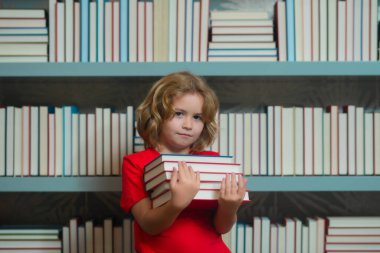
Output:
[170, 167, 179, 187]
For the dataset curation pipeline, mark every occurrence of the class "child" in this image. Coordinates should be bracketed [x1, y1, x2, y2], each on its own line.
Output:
[120, 71, 247, 253]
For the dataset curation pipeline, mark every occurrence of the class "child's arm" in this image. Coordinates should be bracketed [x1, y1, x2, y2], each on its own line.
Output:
[214, 173, 247, 234]
[131, 161, 200, 235]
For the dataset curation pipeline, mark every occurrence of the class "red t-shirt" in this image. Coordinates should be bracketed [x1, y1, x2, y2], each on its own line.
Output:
[120, 148, 230, 253]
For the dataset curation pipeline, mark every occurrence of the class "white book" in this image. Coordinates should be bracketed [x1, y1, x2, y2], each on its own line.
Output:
[353, 0, 362, 61]
[250, 113, 258, 175]
[0, 28, 48, 34]
[212, 27, 274, 36]
[144, 160, 241, 183]
[294, 0, 303, 61]
[63, 106, 74, 176]
[96, 108, 103, 175]
[39, 106, 49, 176]
[304, 107, 313, 175]
[316, 217, 325, 253]
[235, 113, 244, 168]
[356, 107, 364, 175]
[211, 34, 274, 42]
[314, 107, 323, 175]
[282, 107, 294, 175]
[56, 2, 65, 62]
[327, 0, 337, 61]
[228, 113, 235, 162]
[0, 35, 49, 43]
[302, 224, 309, 253]
[369, 0, 378, 61]
[94, 226, 104, 253]
[285, 218, 296, 253]
[104, 218, 113, 253]
[328, 216, 380, 228]
[273, 106, 282, 175]
[48, 112, 55, 176]
[329, 106, 339, 175]
[65, 0, 74, 62]
[295, 218, 303, 253]
[210, 11, 269, 20]
[126, 106, 134, 154]
[303, 0, 312, 61]
[374, 112, 380, 175]
[261, 217, 271, 253]
[346, 105, 356, 175]
[69, 218, 78, 253]
[259, 113, 267, 175]
[0, 19, 47, 28]
[113, 226, 123, 253]
[22, 106, 30, 176]
[111, 113, 120, 175]
[267, 106, 274, 175]
[230, 223, 237, 253]
[323, 112, 331, 175]
[145, 1, 153, 62]
[74, 2, 80, 62]
[14, 108, 22, 176]
[364, 112, 374, 175]
[199, 0, 210, 61]
[253, 217, 261, 253]
[176, 0, 186, 62]
[245, 224, 253, 253]
[0, 108, 5, 176]
[123, 218, 133, 253]
[219, 113, 228, 156]
[339, 113, 347, 175]
[78, 226, 85, 253]
[326, 235, 380, 243]
[97, 0, 105, 62]
[55, 107, 63, 176]
[79, 114, 87, 176]
[137, 1, 145, 62]
[87, 114, 96, 176]
[208, 42, 276, 49]
[270, 224, 278, 253]
[184, 0, 193, 62]
[236, 223, 245, 253]
[192, 1, 200, 62]
[308, 218, 317, 253]
[168, 0, 177, 62]
[49, 0, 57, 62]
[0, 9, 45, 18]
[0, 43, 48, 56]
[0, 55, 48, 63]
[311, 0, 320, 61]
[5, 106, 14, 176]
[89, 2, 97, 62]
[103, 108, 111, 175]
[346, 0, 354, 61]
[361, 0, 370, 61]
[105, 2, 113, 62]
[72, 113, 79, 176]
[30, 107, 39, 176]
[276, 1, 287, 62]
[337, 1, 346, 61]
[294, 107, 304, 175]
[328, 227, 380, 235]
[129, 0, 138, 62]
[278, 225, 286, 252]
[119, 113, 127, 167]
[319, 0, 328, 61]
[85, 220, 94, 253]
[113, 1, 120, 62]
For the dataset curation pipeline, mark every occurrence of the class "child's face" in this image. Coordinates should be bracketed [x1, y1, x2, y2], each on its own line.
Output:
[158, 93, 205, 154]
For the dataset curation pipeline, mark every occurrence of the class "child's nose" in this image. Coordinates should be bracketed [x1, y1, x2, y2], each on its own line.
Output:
[182, 117, 192, 129]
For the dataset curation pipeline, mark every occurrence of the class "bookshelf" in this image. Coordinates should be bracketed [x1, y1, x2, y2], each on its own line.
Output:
[1, 176, 380, 192]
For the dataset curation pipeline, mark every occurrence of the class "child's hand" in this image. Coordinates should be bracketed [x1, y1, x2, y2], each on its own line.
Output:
[218, 173, 247, 214]
[169, 161, 200, 210]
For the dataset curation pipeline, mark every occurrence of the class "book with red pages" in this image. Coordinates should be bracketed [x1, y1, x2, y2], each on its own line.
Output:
[144, 160, 242, 182]
[144, 154, 234, 172]
[152, 188, 249, 208]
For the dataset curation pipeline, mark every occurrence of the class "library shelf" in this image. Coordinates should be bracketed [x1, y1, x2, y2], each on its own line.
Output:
[1, 62, 380, 77]
[0, 176, 379, 192]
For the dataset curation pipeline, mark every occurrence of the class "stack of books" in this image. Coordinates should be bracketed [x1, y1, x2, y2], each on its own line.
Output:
[144, 154, 249, 208]
[208, 10, 278, 62]
[0, 9, 48, 62]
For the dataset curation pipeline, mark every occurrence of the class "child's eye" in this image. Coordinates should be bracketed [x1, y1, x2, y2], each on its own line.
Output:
[174, 111, 184, 117]
[193, 115, 202, 121]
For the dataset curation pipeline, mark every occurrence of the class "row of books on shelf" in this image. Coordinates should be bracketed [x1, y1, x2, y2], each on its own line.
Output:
[0, 106, 134, 177]
[0, 217, 134, 253]
[0, 9, 48, 63]
[226, 216, 380, 253]
[208, 10, 278, 62]
[275, 0, 378, 62]
[143, 154, 250, 208]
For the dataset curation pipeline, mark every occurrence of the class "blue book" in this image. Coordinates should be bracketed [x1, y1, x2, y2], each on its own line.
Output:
[81, 0, 89, 62]
[120, 0, 129, 62]
[285, 0, 295, 61]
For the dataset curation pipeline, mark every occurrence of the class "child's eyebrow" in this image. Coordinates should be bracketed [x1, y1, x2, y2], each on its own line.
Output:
[174, 108, 202, 115]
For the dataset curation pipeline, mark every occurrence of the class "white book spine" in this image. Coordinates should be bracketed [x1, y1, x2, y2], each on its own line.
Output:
[49, 0, 57, 62]
[356, 107, 364, 175]
[5, 106, 14, 176]
[111, 113, 120, 175]
[65, 0, 74, 62]
[14, 108, 22, 177]
[79, 114, 87, 176]
[103, 108, 111, 176]
[145, 1, 153, 62]
[39, 106, 49, 176]
[22, 106, 30, 177]
[30, 106, 39, 176]
[97, 0, 105, 62]
[327, 0, 337, 61]
[260, 113, 267, 175]
[72, 113, 79, 176]
[74, 2, 80, 62]
[129, 0, 138, 62]
[0, 108, 5, 176]
[89, 2, 97, 62]
[87, 114, 96, 176]
[48, 113, 55, 176]
[96, 108, 103, 175]
[105, 2, 113, 62]
[338, 113, 347, 175]
[56, 3, 65, 62]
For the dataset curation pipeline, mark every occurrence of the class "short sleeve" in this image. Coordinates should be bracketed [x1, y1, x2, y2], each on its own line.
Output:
[120, 155, 148, 213]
